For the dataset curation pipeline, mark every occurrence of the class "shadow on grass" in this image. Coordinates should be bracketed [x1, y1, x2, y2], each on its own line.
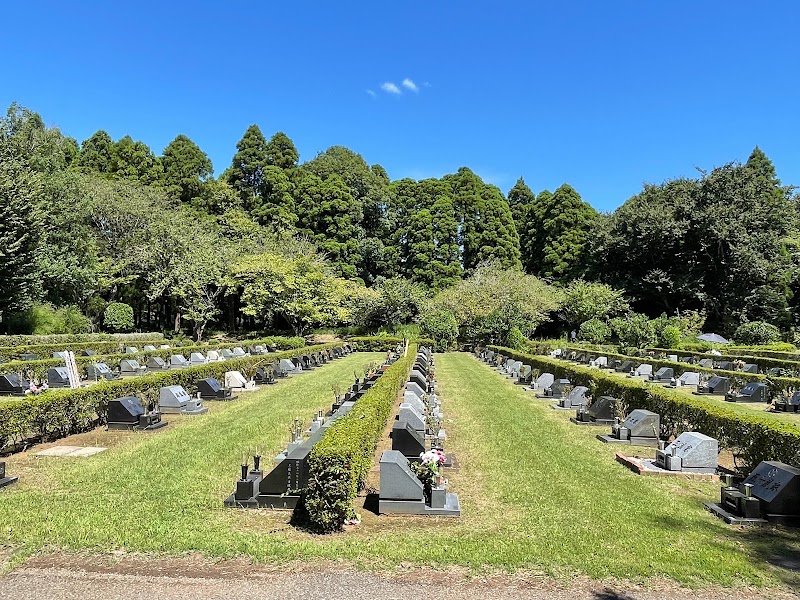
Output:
[592, 590, 637, 600]
[729, 526, 800, 590]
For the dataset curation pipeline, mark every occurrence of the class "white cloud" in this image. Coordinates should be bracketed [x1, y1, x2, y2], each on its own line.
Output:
[402, 78, 418, 92]
[366, 89, 376, 98]
[381, 82, 402, 95]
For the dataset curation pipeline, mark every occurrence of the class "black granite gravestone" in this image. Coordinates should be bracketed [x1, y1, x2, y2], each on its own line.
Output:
[615, 361, 634, 373]
[706, 461, 800, 526]
[79, 349, 97, 357]
[775, 391, 800, 413]
[649, 367, 674, 382]
[196, 378, 237, 400]
[0, 462, 18, 489]
[726, 382, 767, 403]
[107, 396, 166, 431]
[693, 376, 730, 396]
[392, 420, 426, 459]
[47, 366, 71, 388]
[0, 374, 28, 396]
[742, 363, 759, 374]
[571, 396, 616, 426]
[254, 366, 276, 385]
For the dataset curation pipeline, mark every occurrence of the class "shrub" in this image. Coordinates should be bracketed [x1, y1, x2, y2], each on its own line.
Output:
[103, 303, 134, 332]
[7, 304, 92, 335]
[734, 321, 781, 345]
[298, 345, 416, 533]
[579, 318, 611, 344]
[610, 313, 656, 348]
[505, 327, 527, 350]
[419, 309, 458, 351]
[659, 324, 682, 349]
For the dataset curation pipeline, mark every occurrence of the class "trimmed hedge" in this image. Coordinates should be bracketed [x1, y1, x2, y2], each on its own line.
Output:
[642, 346, 800, 372]
[0, 332, 164, 347]
[0, 336, 307, 381]
[299, 344, 417, 533]
[347, 336, 434, 350]
[0, 343, 341, 453]
[488, 345, 800, 471]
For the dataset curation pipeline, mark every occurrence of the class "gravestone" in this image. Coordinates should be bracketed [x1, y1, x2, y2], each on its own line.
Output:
[281, 358, 300, 374]
[221, 349, 235, 360]
[87, 363, 117, 381]
[196, 378, 236, 400]
[553, 385, 588, 410]
[615, 361, 634, 373]
[0, 374, 27, 396]
[254, 366, 276, 385]
[655, 432, 718, 473]
[667, 354, 678, 362]
[189, 352, 207, 366]
[537, 378, 570, 399]
[743, 364, 759, 374]
[726, 382, 767, 403]
[170, 354, 189, 368]
[146, 356, 169, 371]
[391, 420, 426, 458]
[398, 404, 426, 432]
[107, 396, 166, 431]
[694, 376, 730, 396]
[79, 349, 97, 357]
[706, 461, 800, 526]
[597, 409, 660, 447]
[517, 365, 532, 384]
[532, 372, 554, 391]
[224, 370, 248, 389]
[649, 367, 674, 382]
[775, 391, 800, 413]
[680, 356, 694, 364]
[403, 393, 426, 415]
[233, 347, 247, 358]
[0, 462, 18, 489]
[632, 364, 653, 378]
[47, 366, 71, 388]
[593, 356, 608, 368]
[119, 359, 146, 376]
[668, 371, 699, 388]
[698, 358, 714, 368]
[159, 385, 207, 415]
[125, 347, 138, 354]
[378, 451, 460, 516]
[143, 345, 157, 352]
[406, 381, 426, 399]
[20, 353, 38, 361]
[52, 351, 66, 360]
[159, 344, 171, 350]
[571, 395, 616, 426]
[207, 350, 221, 362]
[718, 361, 733, 371]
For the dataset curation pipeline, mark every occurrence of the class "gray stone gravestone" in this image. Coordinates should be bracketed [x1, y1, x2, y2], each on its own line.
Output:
[532, 372, 554, 391]
[694, 376, 730, 396]
[47, 366, 71, 388]
[189, 352, 207, 366]
[399, 404, 426, 432]
[119, 359, 146, 376]
[378, 450, 460, 516]
[146, 356, 169, 371]
[143, 345, 157, 352]
[655, 432, 718, 473]
[650, 367, 673, 382]
[571, 395, 616, 426]
[597, 409, 660, 447]
[726, 382, 767, 403]
[159, 385, 207, 415]
[170, 355, 189, 368]
[553, 385, 588, 410]
[88, 363, 117, 381]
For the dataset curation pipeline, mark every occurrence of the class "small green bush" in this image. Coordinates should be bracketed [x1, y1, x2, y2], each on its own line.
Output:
[610, 313, 656, 348]
[734, 321, 781, 345]
[103, 303, 134, 333]
[419, 309, 458, 351]
[659, 324, 682, 349]
[7, 304, 92, 335]
[579, 318, 611, 344]
[505, 327, 527, 350]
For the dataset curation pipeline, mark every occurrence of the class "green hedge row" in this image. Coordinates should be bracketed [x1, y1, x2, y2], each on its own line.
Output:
[299, 344, 417, 533]
[557, 344, 800, 394]
[488, 345, 800, 471]
[0, 332, 165, 348]
[347, 336, 434, 350]
[0, 336, 307, 381]
[0, 343, 345, 453]
[0, 338, 174, 362]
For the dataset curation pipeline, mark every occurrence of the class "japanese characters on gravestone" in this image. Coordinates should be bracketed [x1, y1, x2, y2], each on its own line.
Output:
[88, 362, 117, 381]
[159, 385, 208, 415]
[107, 396, 166, 431]
[47, 366, 71, 388]
[725, 382, 767, 403]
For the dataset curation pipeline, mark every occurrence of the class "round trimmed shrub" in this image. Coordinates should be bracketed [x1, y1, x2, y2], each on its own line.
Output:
[505, 326, 526, 350]
[579, 318, 611, 344]
[734, 321, 781, 345]
[103, 302, 134, 332]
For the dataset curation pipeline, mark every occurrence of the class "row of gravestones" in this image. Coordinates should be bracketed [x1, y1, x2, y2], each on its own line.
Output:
[0, 347, 348, 397]
[379, 346, 461, 517]
[559, 348, 764, 375]
[225, 344, 393, 509]
[9, 343, 275, 363]
[0, 346, 358, 492]
[477, 348, 800, 527]
[552, 350, 799, 409]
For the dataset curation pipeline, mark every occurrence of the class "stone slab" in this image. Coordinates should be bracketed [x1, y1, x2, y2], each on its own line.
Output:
[615, 453, 719, 479]
[36, 446, 107, 457]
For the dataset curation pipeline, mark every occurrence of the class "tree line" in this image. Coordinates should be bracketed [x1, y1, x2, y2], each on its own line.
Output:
[0, 102, 797, 343]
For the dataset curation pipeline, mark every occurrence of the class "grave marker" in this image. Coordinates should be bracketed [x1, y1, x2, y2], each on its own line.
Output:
[597, 409, 660, 447]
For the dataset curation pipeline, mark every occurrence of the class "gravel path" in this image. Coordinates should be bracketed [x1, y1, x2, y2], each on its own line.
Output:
[0, 556, 796, 600]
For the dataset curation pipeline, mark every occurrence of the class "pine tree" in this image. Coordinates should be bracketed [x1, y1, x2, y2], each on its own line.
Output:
[265, 132, 299, 170]
[228, 125, 269, 203]
[161, 134, 213, 203]
[77, 130, 115, 174]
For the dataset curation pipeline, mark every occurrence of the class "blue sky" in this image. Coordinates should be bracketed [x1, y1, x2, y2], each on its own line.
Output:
[3, 1, 799, 211]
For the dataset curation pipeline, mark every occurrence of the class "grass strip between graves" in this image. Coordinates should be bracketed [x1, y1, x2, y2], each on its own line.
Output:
[489, 345, 800, 471]
[0, 352, 797, 588]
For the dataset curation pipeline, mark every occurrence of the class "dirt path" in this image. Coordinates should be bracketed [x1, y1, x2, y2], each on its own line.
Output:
[0, 554, 796, 600]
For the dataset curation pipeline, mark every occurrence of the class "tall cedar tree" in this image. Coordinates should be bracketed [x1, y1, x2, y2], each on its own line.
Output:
[111, 136, 163, 185]
[265, 132, 299, 170]
[77, 130, 115, 174]
[507, 177, 536, 239]
[161, 134, 213, 204]
[228, 124, 269, 204]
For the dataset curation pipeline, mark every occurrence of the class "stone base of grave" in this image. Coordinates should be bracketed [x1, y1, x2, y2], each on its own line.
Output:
[160, 404, 208, 415]
[663, 384, 697, 391]
[379, 493, 461, 517]
[570, 416, 614, 426]
[596, 434, 659, 447]
[551, 403, 584, 411]
[774, 404, 800, 413]
[108, 419, 168, 432]
[534, 393, 560, 400]
[0, 475, 18, 489]
[224, 493, 301, 510]
[615, 453, 718, 479]
[692, 391, 725, 397]
[704, 502, 769, 526]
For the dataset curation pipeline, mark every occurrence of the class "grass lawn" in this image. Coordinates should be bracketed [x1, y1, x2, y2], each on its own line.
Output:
[0, 352, 797, 589]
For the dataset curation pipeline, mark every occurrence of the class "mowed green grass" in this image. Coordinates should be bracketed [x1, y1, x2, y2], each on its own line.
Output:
[0, 352, 796, 588]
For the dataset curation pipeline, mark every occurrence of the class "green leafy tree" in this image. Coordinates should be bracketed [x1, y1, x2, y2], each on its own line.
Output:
[560, 279, 629, 327]
[161, 134, 213, 203]
[111, 135, 163, 185]
[103, 302, 134, 332]
[610, 313, 656, 348]
[77, 130, 115, 174]
[507, 176, 535, 238]
[265, 131, 299, 170]
[228, 124, 269, 203]
[419, 309, 459, 351]
[734, 321, 782, 345]
[579, 318, 611, 344]
[1, 103, 77, 173]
